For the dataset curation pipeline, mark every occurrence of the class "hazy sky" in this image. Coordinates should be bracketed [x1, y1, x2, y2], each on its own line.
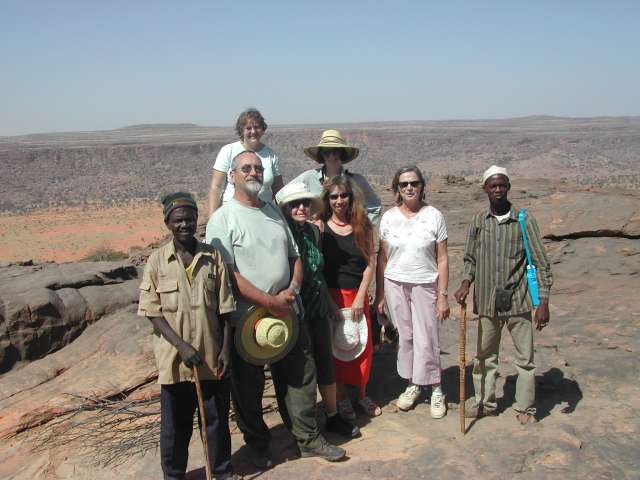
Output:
[2, 1, 639, 136]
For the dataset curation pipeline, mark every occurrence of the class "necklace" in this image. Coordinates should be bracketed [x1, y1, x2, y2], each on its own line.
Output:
[331, 217, 350, 227]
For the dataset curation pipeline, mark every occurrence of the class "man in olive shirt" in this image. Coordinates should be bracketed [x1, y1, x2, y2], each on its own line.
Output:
[454, 166, 552, 425]
[138, 192, 238, 480]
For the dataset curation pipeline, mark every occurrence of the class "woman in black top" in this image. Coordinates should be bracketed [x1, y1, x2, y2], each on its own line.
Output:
[319, 176, 381, 419]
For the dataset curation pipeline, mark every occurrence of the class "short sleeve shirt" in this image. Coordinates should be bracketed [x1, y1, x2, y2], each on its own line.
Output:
[137, 241, 236, 384]
[205, 198, 299, 318]
[212, 141, 282, 205]
[380, 205, 448, 284]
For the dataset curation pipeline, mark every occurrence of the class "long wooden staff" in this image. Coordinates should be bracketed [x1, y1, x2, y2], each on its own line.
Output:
[193, 367, 213, 480]
[459, 302, 467, 435]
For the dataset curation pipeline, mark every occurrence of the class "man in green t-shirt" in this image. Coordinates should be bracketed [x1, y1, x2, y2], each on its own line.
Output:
[206, 151, 346, 468]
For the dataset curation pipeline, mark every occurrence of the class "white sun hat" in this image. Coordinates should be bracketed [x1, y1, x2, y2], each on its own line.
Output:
[275, 181, 318, 206]
[331, 308, 368, 362]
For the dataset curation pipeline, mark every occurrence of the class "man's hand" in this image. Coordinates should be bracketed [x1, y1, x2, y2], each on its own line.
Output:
[268, 289, 294, 317]
[217, 348, 231, 378]
[176, 341, 202, 368]
[534, 299, 550, 331]
[436, 295, 450, 322]
[454, 280, 471, 305]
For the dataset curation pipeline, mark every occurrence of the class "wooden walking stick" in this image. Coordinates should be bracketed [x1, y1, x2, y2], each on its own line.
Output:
[193, 367, 213, 480]
[459, 302, 467, 435]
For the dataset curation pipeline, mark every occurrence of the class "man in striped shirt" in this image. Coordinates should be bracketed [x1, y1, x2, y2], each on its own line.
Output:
[454, 166, 552, 425]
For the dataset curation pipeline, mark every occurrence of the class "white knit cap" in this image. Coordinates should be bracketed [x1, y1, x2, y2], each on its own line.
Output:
[482, 165, 509, 185]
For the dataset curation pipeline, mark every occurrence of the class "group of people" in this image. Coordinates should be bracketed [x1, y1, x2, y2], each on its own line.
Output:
[138, 108, 553, 480]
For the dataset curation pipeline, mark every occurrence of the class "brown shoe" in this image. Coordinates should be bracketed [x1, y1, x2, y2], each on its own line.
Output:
[464, 403, 497, 419]
[516, 412, 536, 425]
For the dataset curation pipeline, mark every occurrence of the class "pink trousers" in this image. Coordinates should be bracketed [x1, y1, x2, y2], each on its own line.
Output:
[384, 278, 441, 386]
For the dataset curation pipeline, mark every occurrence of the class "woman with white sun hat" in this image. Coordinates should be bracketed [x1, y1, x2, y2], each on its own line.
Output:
[277, 181, 361, 439]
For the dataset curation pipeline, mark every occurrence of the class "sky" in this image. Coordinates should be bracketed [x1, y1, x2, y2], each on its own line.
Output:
[1, 0, 639, 136]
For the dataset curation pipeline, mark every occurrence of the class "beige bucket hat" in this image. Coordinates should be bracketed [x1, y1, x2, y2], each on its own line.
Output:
[331, 308, 368, 362]
[304, 129, 360, 164]
[235, 307, 299, 366]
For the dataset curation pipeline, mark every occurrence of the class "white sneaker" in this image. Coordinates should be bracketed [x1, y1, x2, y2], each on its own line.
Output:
[430, 391, 447, 419]
[396, 385, 421, 411]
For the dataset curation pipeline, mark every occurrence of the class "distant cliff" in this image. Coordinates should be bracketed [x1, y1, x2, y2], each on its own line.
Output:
[1, 117, 639, 212]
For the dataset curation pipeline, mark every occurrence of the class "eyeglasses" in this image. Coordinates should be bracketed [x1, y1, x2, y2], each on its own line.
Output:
[328, 192, 352, 200]
[287, 198, 312, 209]
[237, 164, 265, 174]
[398, 181, 422, 189]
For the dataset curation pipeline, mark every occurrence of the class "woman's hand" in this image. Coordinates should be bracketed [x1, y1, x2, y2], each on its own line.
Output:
[351, 294, 365, 322]
[436, 294, 450, 322]
[375, 295, 385, 315]
[329, 305, 344, 323]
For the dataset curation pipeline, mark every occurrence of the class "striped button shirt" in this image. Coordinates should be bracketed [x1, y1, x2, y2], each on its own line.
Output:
[462, 206, 552, 317]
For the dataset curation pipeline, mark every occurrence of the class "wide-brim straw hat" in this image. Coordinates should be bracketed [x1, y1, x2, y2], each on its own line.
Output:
[276, 181, 318, 206]
[235, 306, 299, 366]
[304, 129, 359, 164]
[331, 308, 368, 362]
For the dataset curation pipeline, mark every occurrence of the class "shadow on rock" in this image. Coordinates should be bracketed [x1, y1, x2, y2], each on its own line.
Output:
[502, 367, 583, 420]
[231, 424, 300, 477]
[441, 364, 475, 404]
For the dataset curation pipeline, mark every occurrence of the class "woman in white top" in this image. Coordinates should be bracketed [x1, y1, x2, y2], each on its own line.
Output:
[375, 165, 450, 418]
[208, 108, 284, 216]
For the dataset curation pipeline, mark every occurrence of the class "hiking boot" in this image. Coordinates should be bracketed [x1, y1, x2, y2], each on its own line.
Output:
[338, 399, 356, 421]
[245, 445, 273, 470]
[396, 385, 422, 411]
[326, 413, 361, 438]
[430, 391, 447, 419]
[464, 403, 497, 419]
[299, 437, 346, 462]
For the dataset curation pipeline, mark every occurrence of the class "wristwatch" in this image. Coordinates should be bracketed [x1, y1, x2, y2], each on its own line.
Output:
[438, 288, 449, 297]
[289, 282, 301, 295]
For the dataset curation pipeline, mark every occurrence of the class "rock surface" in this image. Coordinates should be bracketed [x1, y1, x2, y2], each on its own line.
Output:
[0, 262, 140, 373]
[0, 179, 639, 479]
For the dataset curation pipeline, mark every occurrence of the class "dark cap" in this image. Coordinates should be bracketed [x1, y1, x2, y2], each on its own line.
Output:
[161, 192, 197, 221]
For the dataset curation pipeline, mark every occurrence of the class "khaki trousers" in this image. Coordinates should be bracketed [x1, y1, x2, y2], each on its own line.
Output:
[472, 312, 536, 414]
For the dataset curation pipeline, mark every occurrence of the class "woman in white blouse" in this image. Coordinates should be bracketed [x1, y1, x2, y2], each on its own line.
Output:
[208, 108, 284, 216]
[375, 165, 450, 418]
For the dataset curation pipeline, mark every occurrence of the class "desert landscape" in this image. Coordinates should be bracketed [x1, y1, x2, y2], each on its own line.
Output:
[1, 118, 639, 479]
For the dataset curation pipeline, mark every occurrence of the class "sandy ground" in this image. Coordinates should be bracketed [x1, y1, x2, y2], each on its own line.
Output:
[0, 202, 199, 263]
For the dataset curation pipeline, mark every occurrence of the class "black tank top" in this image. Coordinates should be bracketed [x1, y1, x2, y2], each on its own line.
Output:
[322, 223, 367, 289]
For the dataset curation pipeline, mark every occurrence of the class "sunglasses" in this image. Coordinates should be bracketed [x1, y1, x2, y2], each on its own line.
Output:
[398, 180, 422, 189]
[287, 198, 312, 209]
[321, 148, 342, 157]
[328, 192, 352, 200]
[237, 164, 264, 174]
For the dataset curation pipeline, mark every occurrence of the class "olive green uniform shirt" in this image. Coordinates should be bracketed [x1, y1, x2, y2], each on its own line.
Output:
[462, 206, 552, 317]
[138, 241, 236, 384]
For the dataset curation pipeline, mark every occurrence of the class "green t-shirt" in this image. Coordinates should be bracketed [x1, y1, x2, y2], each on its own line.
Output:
[205, 198, 299, 316]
